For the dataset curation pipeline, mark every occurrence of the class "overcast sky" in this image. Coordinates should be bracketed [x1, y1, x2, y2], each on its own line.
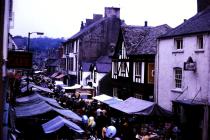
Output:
[10, 0, 197, 39]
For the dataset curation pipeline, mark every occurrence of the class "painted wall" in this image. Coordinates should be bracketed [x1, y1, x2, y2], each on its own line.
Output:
[93, 72, 106, 95]
[80, 71, 91, 85]
[156, 34, 210, 111]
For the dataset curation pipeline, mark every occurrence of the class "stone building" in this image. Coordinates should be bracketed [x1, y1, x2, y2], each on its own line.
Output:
[62, 7, 121, 88]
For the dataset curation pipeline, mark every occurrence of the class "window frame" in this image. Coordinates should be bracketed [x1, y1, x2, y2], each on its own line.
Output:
[197, 35, 204, 49]
[133, 62, 141, 83]
[174, 38, 183, 50]
[174, 67, 182, 89]
[121, 62, 126, 74]
[147, 63, 155, 84]
[113, 88, 118, 97]
[69, 57, 74, 71]
[135, 94, 143, 99]
[113, 62, 118, 74]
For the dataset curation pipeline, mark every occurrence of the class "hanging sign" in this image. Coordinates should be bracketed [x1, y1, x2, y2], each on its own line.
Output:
[184, 56, 196, 71]
[7, 51, 33, 69]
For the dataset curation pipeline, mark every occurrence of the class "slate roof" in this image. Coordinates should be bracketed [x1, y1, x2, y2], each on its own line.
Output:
[81, 56, 111, 73]
[65, 16, 118, 42]
[96, 56, 111, 73]
[96, 55, 112, 63]
[96, 63, 111, 73]
[160, 6, 210, 38]
[81, 62, 92, 72]
[122, 24, 171, 55]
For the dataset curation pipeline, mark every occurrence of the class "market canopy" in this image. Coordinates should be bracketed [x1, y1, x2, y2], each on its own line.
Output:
[92, 94, 113, 102]
[21, 84, 53, 93]
[54, 80, 64, 86]
[103, 97, 123, 105]
[31, 84, 54, 93]
[109, 97, 172, 117]
[16, 93, 61, 108]
[62, 84, 82, 90]
[55, 74, 65, 79]
[42, 116, 84, 134]
[15, 101, 82, 121]
[51, 72, 59, 78]
[81, 85, 94, 89]
[21, 84, 33, 93]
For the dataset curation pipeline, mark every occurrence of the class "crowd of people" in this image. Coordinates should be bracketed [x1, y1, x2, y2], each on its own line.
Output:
[13, 73, 181, 140]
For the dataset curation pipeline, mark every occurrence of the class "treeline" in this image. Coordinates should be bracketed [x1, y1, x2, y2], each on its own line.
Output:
[13, 36, 65, 51]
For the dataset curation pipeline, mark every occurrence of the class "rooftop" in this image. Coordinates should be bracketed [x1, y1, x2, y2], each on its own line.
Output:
[160, 6, 210, 38]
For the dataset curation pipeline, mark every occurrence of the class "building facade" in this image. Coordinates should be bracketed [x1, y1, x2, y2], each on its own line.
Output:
[112, 24, 171, 100]
[155, 1, 210, 139]
[0, 0, 14, 139]
[62, 7, 121, 87]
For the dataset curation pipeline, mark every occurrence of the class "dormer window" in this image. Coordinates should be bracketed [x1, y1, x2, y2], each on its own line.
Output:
[197, 35, 203, 49]
[175, 38, 183, 50]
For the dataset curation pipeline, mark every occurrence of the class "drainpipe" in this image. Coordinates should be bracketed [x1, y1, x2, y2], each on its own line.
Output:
[154, 39, 160, 104]
[77, 39, 80, 84]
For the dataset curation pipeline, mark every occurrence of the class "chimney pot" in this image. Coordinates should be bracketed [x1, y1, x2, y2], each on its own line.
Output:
[144, 21, 148, 27]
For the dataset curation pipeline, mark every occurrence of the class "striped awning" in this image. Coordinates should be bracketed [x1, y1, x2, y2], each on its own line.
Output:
[55, 74, 65, 79]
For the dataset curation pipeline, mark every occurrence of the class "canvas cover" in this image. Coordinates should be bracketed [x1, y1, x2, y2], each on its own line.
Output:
[42, 116, 84, 134]
[110, 97, 172, 117]
[15, 101, 82, 121]
[16, 93, 61, 108]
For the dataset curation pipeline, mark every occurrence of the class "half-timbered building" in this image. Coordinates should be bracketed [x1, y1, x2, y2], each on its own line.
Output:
[112, 23, 171, 100]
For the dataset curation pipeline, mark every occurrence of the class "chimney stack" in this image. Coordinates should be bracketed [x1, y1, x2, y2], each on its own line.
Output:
[144, 21, 148, 27]
[80, 21, 84, 30]
[105, 7, 120, 18]
[197, 0, 210, 12]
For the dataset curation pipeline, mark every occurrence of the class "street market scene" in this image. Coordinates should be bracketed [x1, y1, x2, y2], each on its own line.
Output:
[1, 0, 210, 140]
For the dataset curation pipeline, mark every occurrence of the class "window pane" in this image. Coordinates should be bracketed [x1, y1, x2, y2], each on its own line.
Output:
[174, 68, 182, 88]
[148, 63, 154, 84]
[114, 62, 118, 73]
[121, 62, 125, 72]
[135, 62, 141, 75]
[175, 38, 183, 49]
[197, 36, 203, 49]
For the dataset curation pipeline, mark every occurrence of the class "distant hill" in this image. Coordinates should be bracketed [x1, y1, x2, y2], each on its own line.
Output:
[13, 36, 65, 51]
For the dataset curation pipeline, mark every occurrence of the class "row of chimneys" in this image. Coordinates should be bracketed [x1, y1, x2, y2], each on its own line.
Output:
[80, 7, 120, 30]
[80, 0, 209, 30]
